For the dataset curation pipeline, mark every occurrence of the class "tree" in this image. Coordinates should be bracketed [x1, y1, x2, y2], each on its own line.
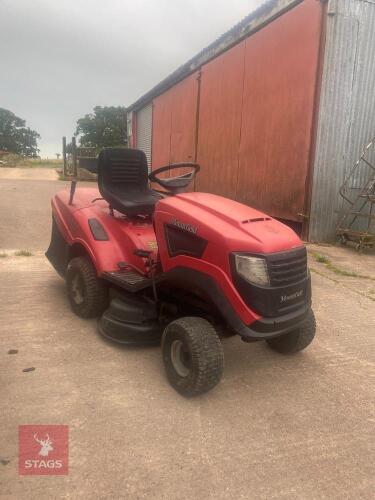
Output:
[75, 106, 127, 149]
[0, 108, 40, 157]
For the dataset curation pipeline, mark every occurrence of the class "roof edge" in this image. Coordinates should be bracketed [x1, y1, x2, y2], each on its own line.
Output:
[127, 0, 304, 112]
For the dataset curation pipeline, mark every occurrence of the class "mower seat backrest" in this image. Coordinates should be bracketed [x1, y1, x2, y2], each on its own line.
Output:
[98, 148, 161, 217]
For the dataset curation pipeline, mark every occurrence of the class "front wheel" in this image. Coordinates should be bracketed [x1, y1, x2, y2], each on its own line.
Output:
[266, 310, 316, 354]
[66, 256, 108, 318]
[162, 317, 224, 397]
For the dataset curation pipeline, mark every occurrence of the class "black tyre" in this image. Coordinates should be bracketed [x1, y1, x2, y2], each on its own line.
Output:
[266, 310, 316, 354]
[162, 317, 224, 397]
[215, 324, 237, 338]
[66, 256, 108, 318]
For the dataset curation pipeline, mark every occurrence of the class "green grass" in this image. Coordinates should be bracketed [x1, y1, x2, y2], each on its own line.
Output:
[312, 252, 375, 280]
[14, 250, 33, 257]
[0, 154, 63, 168]
[315, 254, 330, 264]
[20, 159, 63, 169]
[310, 267, 375, 302]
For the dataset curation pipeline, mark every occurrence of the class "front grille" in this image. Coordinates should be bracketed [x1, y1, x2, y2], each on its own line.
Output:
[267, 247, 308, 286]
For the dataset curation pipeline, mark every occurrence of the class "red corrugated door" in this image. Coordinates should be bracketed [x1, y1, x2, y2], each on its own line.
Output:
[195, 42, 245, 198]
[150, 0, 322, 221]
[152, 72, 199, 169]
[237, 0, 322, 221]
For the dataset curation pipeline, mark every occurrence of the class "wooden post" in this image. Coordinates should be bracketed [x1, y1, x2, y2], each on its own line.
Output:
[72, 136, 77, 178]
[62, 136, 67, 176]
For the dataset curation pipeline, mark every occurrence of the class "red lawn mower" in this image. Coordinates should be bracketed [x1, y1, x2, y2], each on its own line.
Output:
[47, 148, 315, 396]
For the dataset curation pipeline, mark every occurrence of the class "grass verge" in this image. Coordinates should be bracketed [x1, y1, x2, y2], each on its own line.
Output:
[310, 268, 375, 302]
[311, 251, 375, 281]
[14, 250, 33, 257]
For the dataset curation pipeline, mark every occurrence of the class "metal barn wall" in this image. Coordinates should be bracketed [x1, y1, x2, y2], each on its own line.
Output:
[136, 103, 153, 169]
[309, 0, 375, 241]
[126, 112, 134, 148]
[151, 72, 199, 169]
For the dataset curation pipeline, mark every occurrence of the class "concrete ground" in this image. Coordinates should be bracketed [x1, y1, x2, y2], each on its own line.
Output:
[0, 171, 374, 499]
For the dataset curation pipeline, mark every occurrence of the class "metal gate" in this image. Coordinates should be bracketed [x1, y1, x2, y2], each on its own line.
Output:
[136, 103, 153, 170]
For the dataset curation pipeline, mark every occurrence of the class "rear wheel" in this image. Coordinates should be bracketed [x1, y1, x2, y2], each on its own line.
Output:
[162, 317, 224, 397]
[66, 256, 108, 318]
[266, 310, 316, 354]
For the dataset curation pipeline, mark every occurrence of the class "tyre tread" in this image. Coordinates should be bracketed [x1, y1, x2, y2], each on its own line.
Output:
[67, 257, 108, 318]
[162, 317, 224, 397]
[267, 310, 316, 354]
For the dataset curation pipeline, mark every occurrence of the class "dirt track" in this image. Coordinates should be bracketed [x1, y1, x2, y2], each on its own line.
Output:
[0, 167, 58, 181]
[0, 171, 374, 499]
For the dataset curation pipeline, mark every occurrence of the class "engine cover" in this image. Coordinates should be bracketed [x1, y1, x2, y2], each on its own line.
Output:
[154, 192, 303, 276]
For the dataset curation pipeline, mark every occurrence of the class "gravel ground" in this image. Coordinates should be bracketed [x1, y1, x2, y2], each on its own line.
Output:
[0, 167, 58, 181]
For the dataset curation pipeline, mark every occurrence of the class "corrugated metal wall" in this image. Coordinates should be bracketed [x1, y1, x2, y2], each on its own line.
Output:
[136, 103, 153, 169]
[309, 0, 375, 241]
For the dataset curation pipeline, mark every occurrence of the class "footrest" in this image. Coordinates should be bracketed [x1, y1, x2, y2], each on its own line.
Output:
[103, 270, 152, 291]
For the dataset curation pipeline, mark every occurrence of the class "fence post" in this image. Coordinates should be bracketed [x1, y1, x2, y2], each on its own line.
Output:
[62, 136, 67, 176]
[72, 136, 77, 178]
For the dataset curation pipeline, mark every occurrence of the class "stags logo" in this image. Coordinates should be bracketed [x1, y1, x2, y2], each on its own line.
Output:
[34, 433, 53, 456]
[19, 425, 68, 475]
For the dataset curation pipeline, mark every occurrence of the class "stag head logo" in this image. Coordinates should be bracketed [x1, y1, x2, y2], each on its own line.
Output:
[34, 433, 53, 456]
[19, 425, 68, 475]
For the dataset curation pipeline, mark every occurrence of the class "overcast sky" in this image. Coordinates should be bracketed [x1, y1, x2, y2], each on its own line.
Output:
[0, 0, 264, 157]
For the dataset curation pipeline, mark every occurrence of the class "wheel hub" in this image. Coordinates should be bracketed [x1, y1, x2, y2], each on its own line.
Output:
[170, 340, 191, 377]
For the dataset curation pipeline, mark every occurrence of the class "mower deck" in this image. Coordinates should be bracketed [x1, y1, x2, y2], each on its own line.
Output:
[98, 294, 161, 345]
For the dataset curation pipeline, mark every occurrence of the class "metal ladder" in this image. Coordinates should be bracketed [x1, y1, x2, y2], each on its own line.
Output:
[336, 138, 375, 250]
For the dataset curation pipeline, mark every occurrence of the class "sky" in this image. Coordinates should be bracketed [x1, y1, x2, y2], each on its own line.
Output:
[0, 0, 264, 158]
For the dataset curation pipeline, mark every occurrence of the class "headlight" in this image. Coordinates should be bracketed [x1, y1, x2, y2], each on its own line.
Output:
[234, 254, 270, 286]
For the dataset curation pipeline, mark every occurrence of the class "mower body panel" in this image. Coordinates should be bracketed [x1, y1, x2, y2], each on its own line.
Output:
[49, 187, 156, 275]
[153, 192, 308, 328]
[155, 192, 302, 273]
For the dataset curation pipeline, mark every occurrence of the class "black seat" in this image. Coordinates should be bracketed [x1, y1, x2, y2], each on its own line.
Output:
[98, 148, 161, 217]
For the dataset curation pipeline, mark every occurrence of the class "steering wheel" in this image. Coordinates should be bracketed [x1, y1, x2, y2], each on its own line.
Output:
[149, 163, 200, 193]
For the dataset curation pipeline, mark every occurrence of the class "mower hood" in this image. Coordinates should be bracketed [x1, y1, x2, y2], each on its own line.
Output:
[155, 192, 302, 254]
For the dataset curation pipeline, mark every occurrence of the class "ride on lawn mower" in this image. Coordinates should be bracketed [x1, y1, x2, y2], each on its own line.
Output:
[46, 148, 315, 397]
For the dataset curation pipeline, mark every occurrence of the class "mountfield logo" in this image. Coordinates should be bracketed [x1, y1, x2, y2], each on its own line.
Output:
[19, 425, 68, 475]
[170, 218, 198, 234]
[280, 290, 303, 303]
